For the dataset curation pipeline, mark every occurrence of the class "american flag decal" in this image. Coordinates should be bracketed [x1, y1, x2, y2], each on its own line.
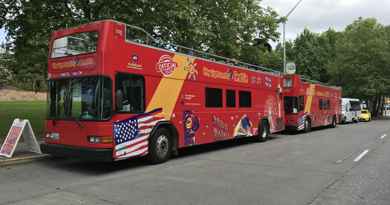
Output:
[297, 114, 307, 130]
[113, 108, 164, 160]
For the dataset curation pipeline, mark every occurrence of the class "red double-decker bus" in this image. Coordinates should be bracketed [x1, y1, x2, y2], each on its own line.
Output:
[282, 74, 342, 132]
[41, 20, 285, 163]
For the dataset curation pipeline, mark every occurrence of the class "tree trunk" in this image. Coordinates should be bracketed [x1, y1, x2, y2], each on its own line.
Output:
[372, 95, 381, 118]
[379, 95, 385, 117]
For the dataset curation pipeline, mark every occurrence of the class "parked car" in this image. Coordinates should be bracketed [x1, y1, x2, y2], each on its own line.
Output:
[359, 109, 371, 121]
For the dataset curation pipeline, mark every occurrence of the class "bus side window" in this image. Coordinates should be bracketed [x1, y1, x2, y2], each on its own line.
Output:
[115, 73, 145, 113]
[239, 91, 251, 108]
[326, 99, 330, 110]
[298, 96, 304, 111]
[226, 89, 236, 108]
[205, 87, 223, 108]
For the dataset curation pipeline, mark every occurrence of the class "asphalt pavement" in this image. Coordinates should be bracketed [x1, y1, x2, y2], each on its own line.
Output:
[0, 120, 389, 205]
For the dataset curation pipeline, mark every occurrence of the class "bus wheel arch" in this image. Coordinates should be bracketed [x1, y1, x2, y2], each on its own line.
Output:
[150, 122, 179, 156]
[330, 115, 337, 128]
[304, 116, 312, 132]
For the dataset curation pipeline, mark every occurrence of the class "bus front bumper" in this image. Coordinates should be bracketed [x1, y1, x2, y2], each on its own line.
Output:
[40, 143, 113, 162]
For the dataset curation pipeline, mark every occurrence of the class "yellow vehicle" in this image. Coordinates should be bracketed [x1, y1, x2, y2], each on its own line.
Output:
[359, 109, 371, 121]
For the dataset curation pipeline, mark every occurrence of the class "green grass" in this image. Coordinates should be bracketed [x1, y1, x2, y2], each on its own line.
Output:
[0, 101, 46, 141]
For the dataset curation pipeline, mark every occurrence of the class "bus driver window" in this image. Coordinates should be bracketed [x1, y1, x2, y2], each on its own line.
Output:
[115, 73, 145, 113]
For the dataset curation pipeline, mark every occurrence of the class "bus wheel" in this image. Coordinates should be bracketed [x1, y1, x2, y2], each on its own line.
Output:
[257, 121, 269, 142]
[330, 117, 337, 128]
[304, 119, 311, 132]
[147, 128, 172, 164]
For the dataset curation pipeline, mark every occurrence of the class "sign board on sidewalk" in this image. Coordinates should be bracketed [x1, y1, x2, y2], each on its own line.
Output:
[0, 119, 41, 158]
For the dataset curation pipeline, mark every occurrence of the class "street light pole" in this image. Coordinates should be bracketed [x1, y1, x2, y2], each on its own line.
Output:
[89, 0, 95, 20]
[281, 0, 303, 73]
[283, 22, 286, 73]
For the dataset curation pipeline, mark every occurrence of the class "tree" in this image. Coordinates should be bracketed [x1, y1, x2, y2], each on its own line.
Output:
[0, 0, 281, 90]
[328, 18, 390, 116]
[281, 17, 390, 117]
[287, 28, 340, 82]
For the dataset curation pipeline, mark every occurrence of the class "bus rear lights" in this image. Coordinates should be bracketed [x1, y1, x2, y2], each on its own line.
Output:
[88, 136, 112, 144]
[46, 133, 60, 140]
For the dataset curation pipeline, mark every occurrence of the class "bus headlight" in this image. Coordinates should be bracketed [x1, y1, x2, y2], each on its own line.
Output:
[46, 133, 60, 140]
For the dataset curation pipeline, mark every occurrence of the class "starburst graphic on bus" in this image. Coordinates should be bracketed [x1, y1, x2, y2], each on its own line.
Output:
[184, 58, 198, 80]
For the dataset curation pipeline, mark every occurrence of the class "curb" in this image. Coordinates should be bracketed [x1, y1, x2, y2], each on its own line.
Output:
[0, 154, 50, 167]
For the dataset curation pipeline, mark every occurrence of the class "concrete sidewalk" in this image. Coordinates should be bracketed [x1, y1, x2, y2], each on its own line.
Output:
[0, 152, 49, 167]
[0, 138, 49, 167]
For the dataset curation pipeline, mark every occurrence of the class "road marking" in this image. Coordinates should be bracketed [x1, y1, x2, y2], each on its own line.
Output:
[354, 149, 370, 162]
[380, 134, 387, 140]
[335, 159, 343, 164]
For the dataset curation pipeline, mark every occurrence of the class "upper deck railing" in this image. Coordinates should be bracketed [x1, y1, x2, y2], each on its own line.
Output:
[301, 77, 341, 89]
[123, 23, 339, 89]
[125, 24, 281, 75]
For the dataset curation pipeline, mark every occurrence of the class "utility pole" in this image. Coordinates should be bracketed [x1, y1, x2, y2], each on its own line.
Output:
[280, 0, 303, 73]
[89, 0, 95, 20]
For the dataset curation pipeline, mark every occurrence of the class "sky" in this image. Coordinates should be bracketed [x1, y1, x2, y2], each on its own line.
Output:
[0, 28, 6, 44]
[261, 0, 390, 43]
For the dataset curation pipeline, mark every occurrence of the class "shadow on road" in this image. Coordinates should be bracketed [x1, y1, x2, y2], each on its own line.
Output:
[178, 135, 279, 159]
[281, 124, 350, 135]
[36, 136, 280, 175]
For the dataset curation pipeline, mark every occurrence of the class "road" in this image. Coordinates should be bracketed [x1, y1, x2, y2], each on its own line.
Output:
[1, 120, 390, 205]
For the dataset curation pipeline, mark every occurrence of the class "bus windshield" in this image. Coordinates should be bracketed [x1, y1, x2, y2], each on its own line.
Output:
[48, 76, 112, 120]
[284, 96, 304, 114]
[51, 31, 98, 58]
[350, 101, 361, 111]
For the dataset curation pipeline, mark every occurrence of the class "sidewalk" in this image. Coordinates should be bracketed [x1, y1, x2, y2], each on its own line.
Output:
[0, 139, 49, 167]
[0, 151, 49, 167]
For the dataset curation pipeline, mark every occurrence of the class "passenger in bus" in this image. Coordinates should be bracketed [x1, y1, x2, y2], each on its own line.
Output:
[116, 88, 131, 112]
[116, 88, 124, 111]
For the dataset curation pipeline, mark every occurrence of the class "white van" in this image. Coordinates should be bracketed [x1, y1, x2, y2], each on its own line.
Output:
[384, 105, 390, 117]
[341, 98, 361, 123]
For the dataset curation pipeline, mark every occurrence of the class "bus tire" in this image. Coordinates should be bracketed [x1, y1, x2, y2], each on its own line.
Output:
[330, 116, 337, 128]
[257, 120, 269, 142]
[304, 118, 311, 133]
[147, 128, 172, 164]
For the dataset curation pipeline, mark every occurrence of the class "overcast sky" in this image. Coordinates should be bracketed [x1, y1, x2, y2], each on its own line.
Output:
[1, 0, 390, 45]
[0, 28, 5, 44]
[261, 0, 390, 43]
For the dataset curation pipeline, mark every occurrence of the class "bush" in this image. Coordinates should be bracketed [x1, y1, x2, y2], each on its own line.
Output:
[0, 68, 13, 88]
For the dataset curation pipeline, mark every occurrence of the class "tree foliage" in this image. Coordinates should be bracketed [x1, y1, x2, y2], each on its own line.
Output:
[2, 1, 390, 116]
[287, 17, 390, 116]
[286, 28, 339, 82]
[0, 0, 280, 90]
[329, 18, 390, 115]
